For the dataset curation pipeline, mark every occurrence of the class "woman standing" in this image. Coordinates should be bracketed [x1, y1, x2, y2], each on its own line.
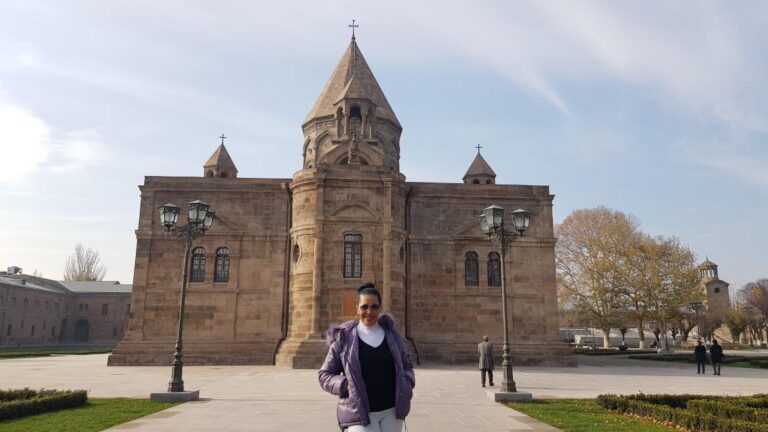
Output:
[319, 283, 415, 431]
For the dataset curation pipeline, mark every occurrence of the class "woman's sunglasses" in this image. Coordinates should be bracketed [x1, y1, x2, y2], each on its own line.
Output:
[359, 304, 381, 312]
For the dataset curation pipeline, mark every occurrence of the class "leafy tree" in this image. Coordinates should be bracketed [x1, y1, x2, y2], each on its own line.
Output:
[63, 243, 107, 281]
[556, 207, 636, 348]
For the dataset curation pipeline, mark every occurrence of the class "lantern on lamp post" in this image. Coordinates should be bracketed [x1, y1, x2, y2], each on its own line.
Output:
[478, 205, 529, 396]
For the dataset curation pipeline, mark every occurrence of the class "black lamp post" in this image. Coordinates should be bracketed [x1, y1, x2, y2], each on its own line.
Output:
[159, 200, 215, 393]
[479, 205, 529, 394]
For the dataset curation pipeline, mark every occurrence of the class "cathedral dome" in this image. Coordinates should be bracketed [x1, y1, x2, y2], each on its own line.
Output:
[301, 39, 401, 172]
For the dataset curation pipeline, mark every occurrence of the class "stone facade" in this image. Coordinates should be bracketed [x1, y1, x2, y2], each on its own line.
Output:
[109, 38, 572, 367]
[0, 273, 131, 346]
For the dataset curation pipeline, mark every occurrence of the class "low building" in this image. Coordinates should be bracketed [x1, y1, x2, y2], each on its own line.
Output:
[0, 269, 131, 346]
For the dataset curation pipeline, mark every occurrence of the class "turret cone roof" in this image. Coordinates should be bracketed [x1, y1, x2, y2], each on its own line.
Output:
[304, 39, 400, 128]
[464, 153, 497, 179]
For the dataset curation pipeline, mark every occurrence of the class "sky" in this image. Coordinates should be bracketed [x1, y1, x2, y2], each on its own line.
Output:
[0, 1, 766, 293]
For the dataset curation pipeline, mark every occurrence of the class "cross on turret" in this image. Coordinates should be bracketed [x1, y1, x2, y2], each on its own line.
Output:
[476, 144, 483, 154]
[219, 134, 227, 145]
[349, 19, 359, 41]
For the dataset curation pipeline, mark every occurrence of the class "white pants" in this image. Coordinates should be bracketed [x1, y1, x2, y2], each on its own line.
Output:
[347, 407, 403, 432]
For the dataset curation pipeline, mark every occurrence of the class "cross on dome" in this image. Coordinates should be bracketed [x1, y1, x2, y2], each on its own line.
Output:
[349, 19, 359, 41]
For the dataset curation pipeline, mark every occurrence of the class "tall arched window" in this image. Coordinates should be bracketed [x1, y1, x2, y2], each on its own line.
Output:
[465, 251, 479, 286]
[214, 247, 230, 282]
[349, 105, 362, 136]
[190, 247, 206, 282]
[343, 234, 362, 278]
[488, 252, 501, 287]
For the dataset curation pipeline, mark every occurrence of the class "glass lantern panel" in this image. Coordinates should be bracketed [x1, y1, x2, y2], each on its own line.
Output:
[478, 214, 489, 234]
[491, 206, 504, 229]
[188, 200, 209, 225]
[202, 211, 215, 231]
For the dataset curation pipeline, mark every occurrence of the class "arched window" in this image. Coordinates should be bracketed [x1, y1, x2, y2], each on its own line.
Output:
[220, 172, 228, 178]
[206, 170, 214, 177]
[349, 105, 362, 136]
[465, 251, 479, 286]
[343, 234, 363, 278]
[214, 247, 230, 282]
[488, 252, 501, 286]
[190, 247, 206, 282]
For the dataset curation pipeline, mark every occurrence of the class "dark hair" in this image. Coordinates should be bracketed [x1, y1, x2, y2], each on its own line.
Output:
[357, 282, 381, 304]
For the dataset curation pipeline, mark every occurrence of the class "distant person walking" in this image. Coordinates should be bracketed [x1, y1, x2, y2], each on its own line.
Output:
[478, 335, 495, 387]
[710, 339, 724, 375]
[694, 340, 707, 374]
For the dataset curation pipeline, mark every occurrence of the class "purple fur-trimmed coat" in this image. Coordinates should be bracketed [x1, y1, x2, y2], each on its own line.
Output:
[318, 314, 415, 430]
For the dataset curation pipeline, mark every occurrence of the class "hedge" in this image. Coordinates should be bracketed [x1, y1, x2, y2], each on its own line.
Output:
[687, 399, 768, 424]
[597, 394, 768, 432]
[0, 388, 88, 421]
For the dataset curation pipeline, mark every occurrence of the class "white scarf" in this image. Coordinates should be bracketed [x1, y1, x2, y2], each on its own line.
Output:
[357, 321, 385, 348]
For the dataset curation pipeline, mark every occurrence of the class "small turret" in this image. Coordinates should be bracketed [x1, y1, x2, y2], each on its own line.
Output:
[463, 148, 496, 184]
[204, 136, 238, 178]
[699, 258, 718, 280]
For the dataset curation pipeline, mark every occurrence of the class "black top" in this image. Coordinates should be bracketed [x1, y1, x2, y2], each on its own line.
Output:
[694, 345, 707, 360]
[710, 344, 724, 361]
[358, 335, 396, 412]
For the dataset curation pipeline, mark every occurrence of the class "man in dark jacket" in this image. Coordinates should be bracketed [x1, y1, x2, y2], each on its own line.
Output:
[710, 339, 724, 375]
[478, 335, 495, 387]
[694, 340, 707, 374]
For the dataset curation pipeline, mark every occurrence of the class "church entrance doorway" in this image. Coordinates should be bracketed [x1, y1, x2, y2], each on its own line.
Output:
[74, 319, 90, 342]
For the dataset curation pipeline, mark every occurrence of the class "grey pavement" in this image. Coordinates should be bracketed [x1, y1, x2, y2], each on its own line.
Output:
[1, 353, 767, 431]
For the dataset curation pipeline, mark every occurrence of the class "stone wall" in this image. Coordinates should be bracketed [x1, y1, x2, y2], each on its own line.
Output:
[109, 176, 291, 365]
[405, 182, 572, 366]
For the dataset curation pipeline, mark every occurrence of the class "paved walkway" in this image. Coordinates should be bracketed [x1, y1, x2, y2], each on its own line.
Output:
[1, 353, 767, 431]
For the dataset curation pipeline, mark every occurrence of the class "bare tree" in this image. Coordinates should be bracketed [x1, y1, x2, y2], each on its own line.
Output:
[739, 278, 768, 327]
[64, 243, 107, 281]
[724, 307, 750, 344]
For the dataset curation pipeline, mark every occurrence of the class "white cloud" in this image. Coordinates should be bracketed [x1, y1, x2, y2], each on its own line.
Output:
[701, 155, 768, 189]
[49, 129, 108, 174]
[0, 103, 50, 184]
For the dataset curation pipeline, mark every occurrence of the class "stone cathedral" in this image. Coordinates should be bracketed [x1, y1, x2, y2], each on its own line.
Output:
[109, 38, 572, 368]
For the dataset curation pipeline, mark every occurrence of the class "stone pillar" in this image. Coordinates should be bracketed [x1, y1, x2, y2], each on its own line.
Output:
[311, 235, 323, 336]
[382, 179, 393, 313]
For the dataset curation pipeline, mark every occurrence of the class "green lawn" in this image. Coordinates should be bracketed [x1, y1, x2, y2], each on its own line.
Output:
[0, 398, 179, 432]
[507, 399, 675, 432]
[0, 345, 114, 359]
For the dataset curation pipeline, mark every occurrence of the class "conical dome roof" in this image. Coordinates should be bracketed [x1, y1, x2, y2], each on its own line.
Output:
[464, 153, 496, 178]
[303, 40, 400, 128]
[204, 144, 238, 178]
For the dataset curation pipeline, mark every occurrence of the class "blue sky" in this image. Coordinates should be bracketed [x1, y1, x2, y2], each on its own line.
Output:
[1, 1, 766, 292]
